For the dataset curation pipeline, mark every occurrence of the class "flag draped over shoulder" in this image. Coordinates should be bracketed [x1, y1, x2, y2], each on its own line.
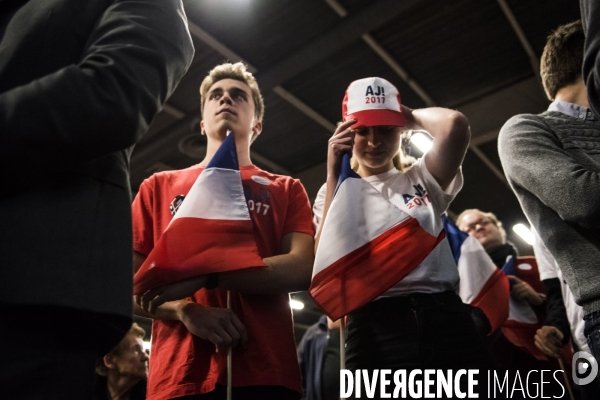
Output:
[445, 216, 547, 359]
[133, 133, 266, 295]
[309, 153, 445, 321]
[501, 256, 547, 360]
[443, 215, 509, 333]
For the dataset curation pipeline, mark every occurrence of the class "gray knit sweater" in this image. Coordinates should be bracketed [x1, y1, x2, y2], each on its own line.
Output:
[499, 110, 600, 315]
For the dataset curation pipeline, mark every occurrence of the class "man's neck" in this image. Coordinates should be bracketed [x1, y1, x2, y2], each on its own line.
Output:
[554, 78, 590, 108]
[106, 374, 139, 400]
[200, 132, 253, 167]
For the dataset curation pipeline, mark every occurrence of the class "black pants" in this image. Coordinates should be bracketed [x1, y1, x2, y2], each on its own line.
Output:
[345, 291, 495, 399]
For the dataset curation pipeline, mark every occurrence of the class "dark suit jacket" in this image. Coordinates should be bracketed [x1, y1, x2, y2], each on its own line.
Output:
[0, 0, 194, 345]
[581, 0, 600, 119]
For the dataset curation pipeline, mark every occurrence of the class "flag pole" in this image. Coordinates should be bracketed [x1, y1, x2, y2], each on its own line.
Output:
[227, 290, 232, 400]
[558, 358, 575, 400]
[339, 316, 346, 400]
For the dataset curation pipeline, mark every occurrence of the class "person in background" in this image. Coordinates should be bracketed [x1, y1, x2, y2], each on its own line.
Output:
[0, 0, 193, 398]
[297, 316, 341, 400]
[95, 323, 148, 400]
[533, 228, 600, 400]
[498, 20, 600, 364]
[457, 209, 546, 308]
[457, 209, 568, 398]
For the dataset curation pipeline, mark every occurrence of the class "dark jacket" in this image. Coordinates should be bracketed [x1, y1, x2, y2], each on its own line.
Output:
[0, 0, 193, 346]
[297, 316, 328, 400]
[93, 376, 146, 400]
[581, 0, 600, 119]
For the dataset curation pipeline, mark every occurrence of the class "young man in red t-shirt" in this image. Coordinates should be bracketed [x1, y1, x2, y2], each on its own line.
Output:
[132, 62, 315, 400]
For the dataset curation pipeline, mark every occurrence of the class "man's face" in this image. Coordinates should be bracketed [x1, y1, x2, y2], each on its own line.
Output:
[111, 334, 148, 380]
[458, 211, 504, 251]
[201, 78, 261, 140]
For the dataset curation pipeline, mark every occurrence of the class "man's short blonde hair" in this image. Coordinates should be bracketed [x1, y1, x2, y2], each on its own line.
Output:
[95, 323, 146, 376]
[199, 62, 264, 122]
[456, 208, 507, 243]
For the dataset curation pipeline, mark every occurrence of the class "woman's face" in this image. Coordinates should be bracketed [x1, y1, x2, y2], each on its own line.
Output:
[352, 125, 402, 176]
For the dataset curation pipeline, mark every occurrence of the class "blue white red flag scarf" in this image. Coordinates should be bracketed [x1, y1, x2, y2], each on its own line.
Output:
[134, 132, 265, 295]
[501, 256, 547, 360]
[443, 215, 509, 333]
[444, 216, 545, 359]
[309, 153, 445, 320]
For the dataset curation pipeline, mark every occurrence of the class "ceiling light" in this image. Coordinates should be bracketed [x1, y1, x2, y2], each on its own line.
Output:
[512, 223, 535, 245]
[410, 131, 433, 153]
[290, 299, 304, 310]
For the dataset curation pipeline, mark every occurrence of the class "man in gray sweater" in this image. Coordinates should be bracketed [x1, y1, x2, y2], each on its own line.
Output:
[499, 20, 600, 366]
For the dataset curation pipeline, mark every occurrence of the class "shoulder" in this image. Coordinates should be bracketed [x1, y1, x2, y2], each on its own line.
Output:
[403, 158, 429, 183]
[301, 321, 327, 343]
[499, 113, 550, 136]
[144, 165, 201, 185]
[498, 113, 557, 154]
[249, 168, 298, 182]
[136, 166, 202, 198]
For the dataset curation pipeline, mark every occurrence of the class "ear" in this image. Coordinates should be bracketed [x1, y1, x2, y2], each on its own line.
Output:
[200, 120, 206, 136]
[251, 120, 263, 139]
[103, 354, 116, 370]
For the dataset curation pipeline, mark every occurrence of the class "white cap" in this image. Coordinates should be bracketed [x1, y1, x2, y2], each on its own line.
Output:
[342, 77, 406, 127]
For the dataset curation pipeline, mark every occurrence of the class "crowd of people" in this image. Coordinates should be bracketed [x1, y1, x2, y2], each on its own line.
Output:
[2, 0, 600, 399]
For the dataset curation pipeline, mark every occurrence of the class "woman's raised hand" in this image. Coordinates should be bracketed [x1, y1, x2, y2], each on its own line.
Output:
[327, 119, 356, 182]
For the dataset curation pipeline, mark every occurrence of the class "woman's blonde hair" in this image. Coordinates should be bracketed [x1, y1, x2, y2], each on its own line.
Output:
[349, 129, 416, 172]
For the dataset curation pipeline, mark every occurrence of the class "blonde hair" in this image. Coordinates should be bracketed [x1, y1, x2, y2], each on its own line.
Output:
[349, 130, 416, 172]
[95, 323, 146, 376]
[456, 209, 507, 243]
[199, 62, 264, 122]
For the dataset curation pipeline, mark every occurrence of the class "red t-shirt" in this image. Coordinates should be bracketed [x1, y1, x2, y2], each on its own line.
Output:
[132, 164, 314, 400]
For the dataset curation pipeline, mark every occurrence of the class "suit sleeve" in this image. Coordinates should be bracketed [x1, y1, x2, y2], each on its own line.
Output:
[0, 0, 194, 175]
[581, 0, 600, 119]
[498, 115, 600, 228]
[132, 177, 157, 257]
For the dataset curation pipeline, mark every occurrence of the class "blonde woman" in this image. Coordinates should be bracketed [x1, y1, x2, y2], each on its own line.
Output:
[313, 78, 492, 394]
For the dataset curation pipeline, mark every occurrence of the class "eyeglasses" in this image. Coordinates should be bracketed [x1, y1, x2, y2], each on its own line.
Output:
[461, 218, 491, 234]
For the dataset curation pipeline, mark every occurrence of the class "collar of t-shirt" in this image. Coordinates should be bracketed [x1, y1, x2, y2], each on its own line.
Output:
[548, 100, 596, 121]
[362, 167, 399, 183]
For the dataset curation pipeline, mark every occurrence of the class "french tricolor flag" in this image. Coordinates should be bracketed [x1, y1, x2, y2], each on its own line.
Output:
[500, 256, 547, 360]
[309, 154, 445, 321]
[133, 132, 265, 295]
[443, 215, 510, 333]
